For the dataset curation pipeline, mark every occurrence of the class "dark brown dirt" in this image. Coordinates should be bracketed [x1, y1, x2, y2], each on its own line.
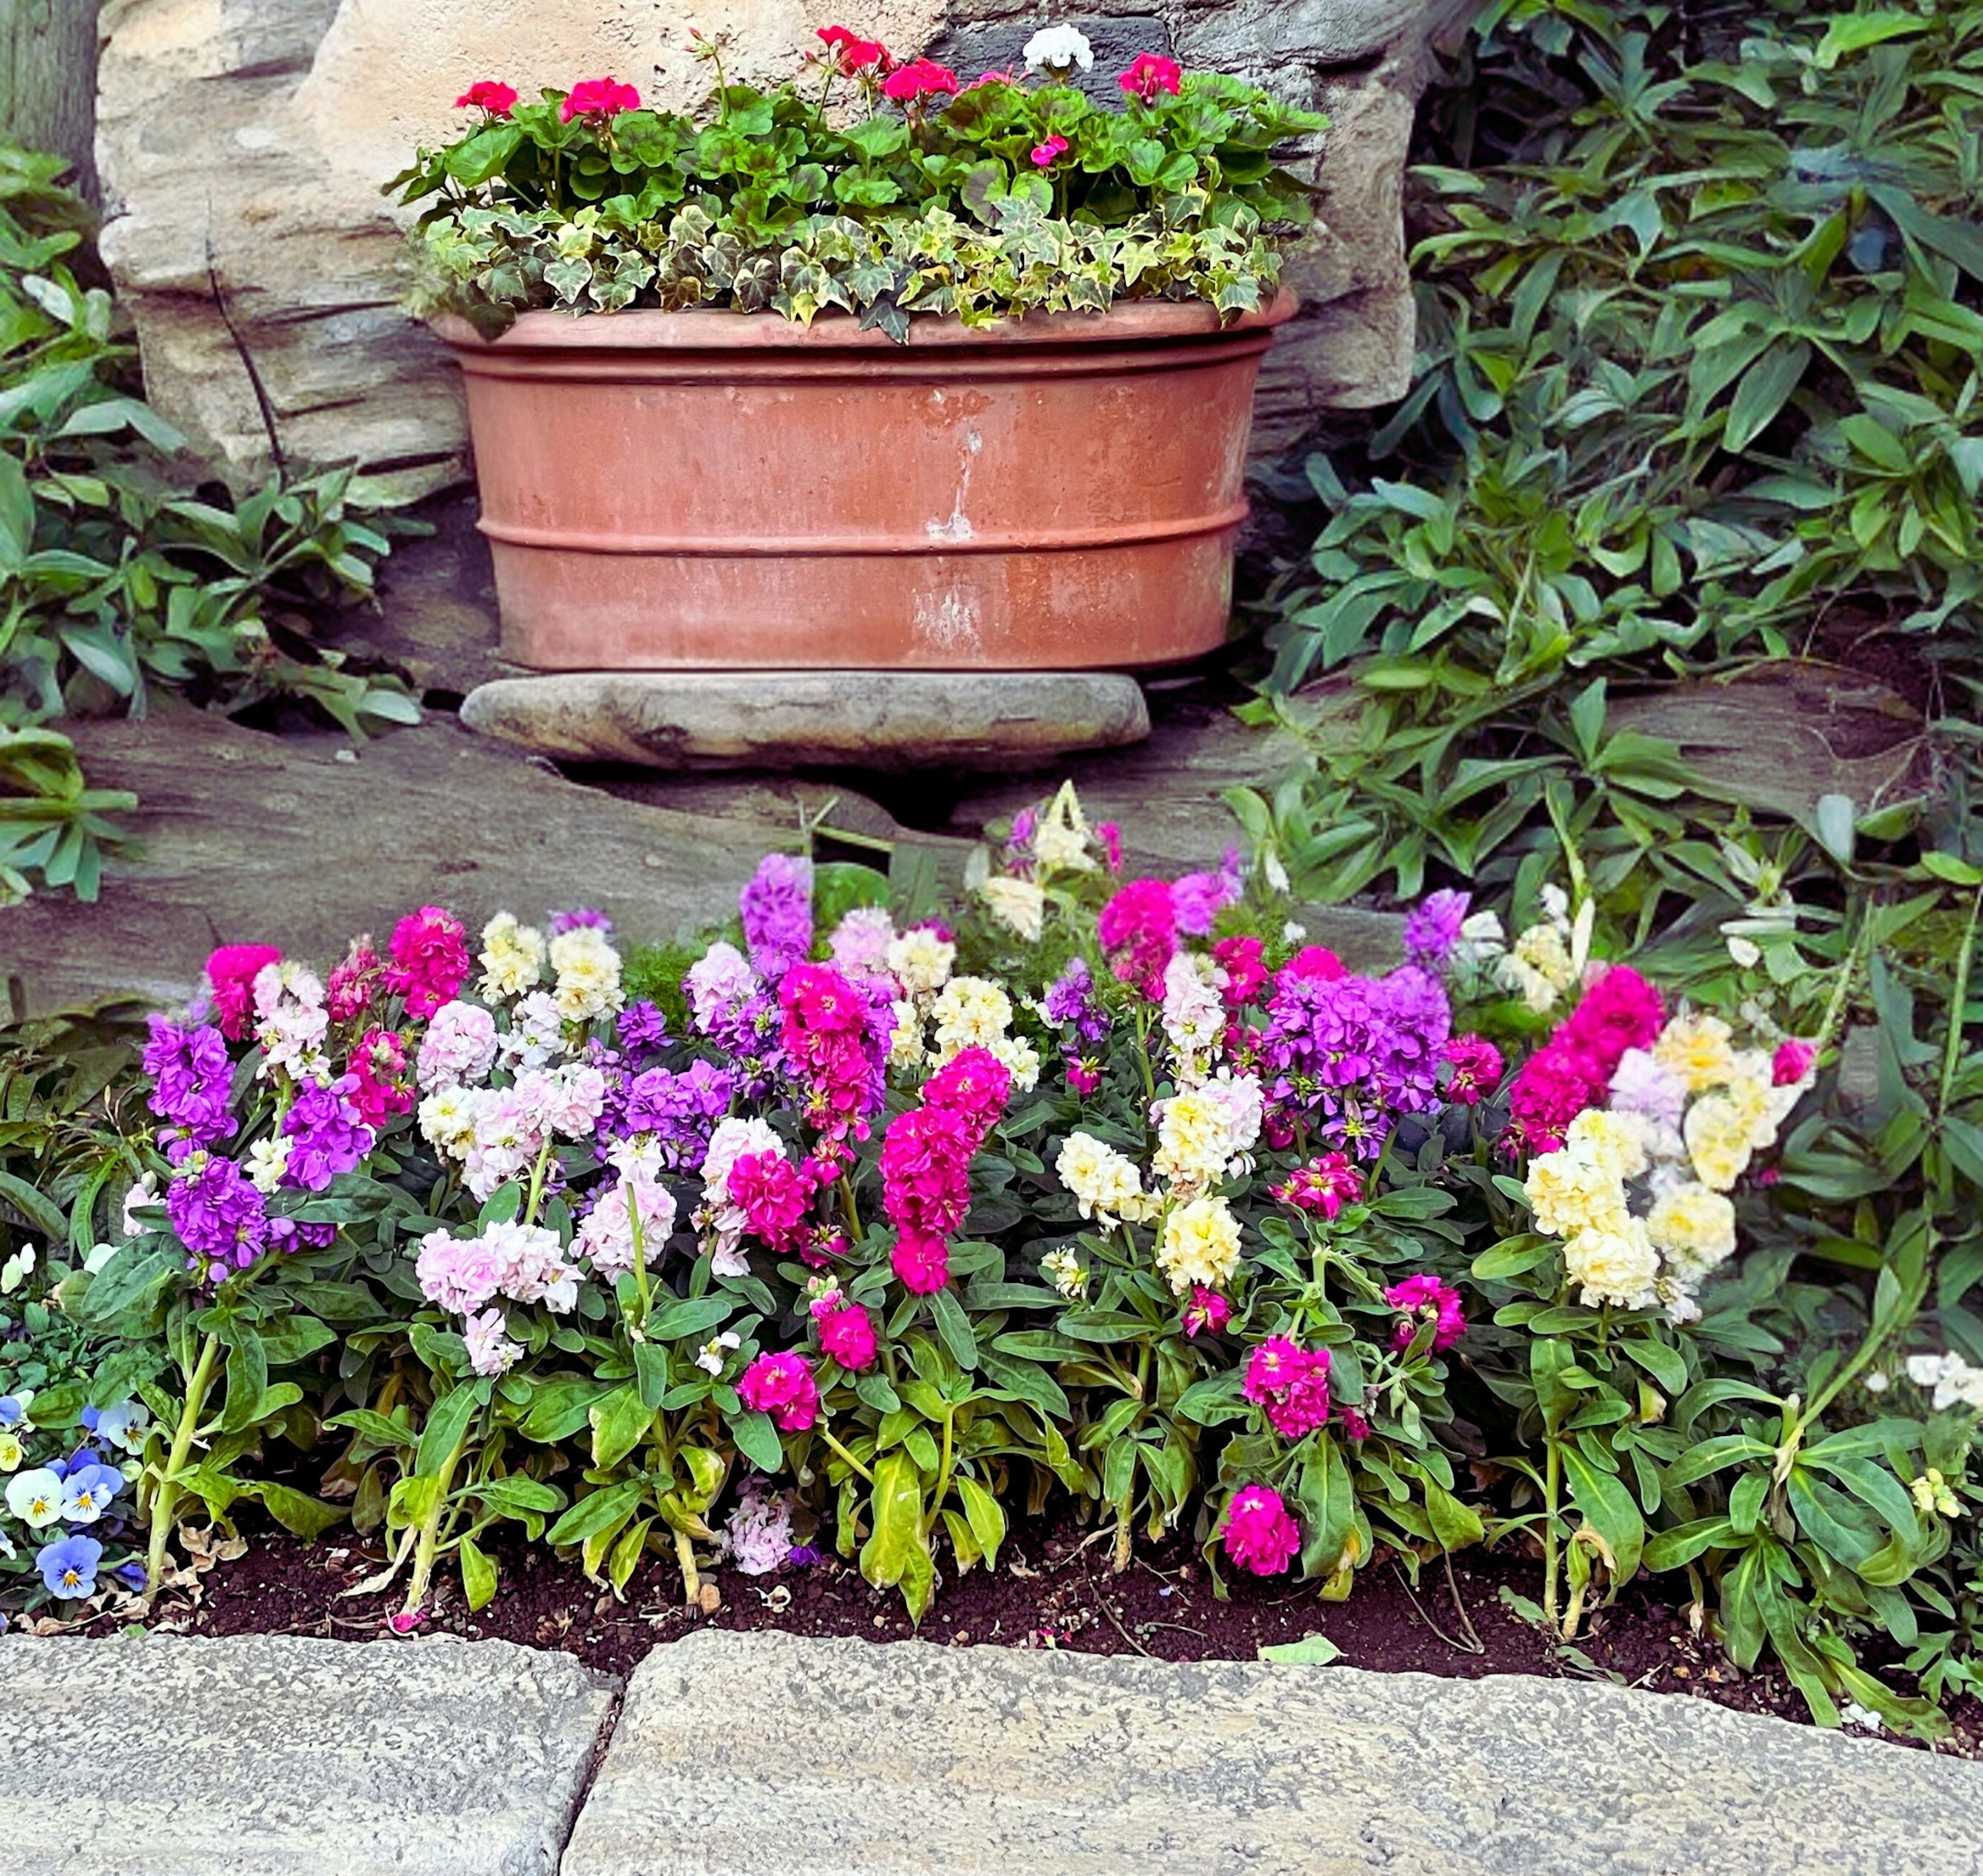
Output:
[168, 1507, 1983, 1758]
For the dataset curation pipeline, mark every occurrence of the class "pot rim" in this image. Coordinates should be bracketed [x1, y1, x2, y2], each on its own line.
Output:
[433, 287, 1298, 353]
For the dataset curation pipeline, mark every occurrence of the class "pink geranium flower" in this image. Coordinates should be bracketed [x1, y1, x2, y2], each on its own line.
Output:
[1119, 53, 1182, 103]
[1222, 1483, 1299, 1576]
[882, 57, 957, 103]
[1030, 134, 1069, 168]
[455, 80, 517, 115]
[817, 25, 891, 72]
[561, 77, 641, 123]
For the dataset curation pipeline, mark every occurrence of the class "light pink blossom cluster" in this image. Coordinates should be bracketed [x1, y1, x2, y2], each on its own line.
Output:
[416, 1218, 580, 1330]
[417, 1001, 498, 1091]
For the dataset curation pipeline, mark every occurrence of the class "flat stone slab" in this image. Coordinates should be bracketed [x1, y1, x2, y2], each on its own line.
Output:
[0, 1634, 615, 1875]
[458, 671, 1151, 773]
[561, 1630, 1983, 1876]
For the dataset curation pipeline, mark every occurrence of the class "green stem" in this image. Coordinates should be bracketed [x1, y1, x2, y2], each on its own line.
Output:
[400, 1413, 477, 1619]
[522, 1138, 555, 1227]
[838, 1175, 862, 1241]
[1937, 889, 1981, 1121]
[674, 1526, 701, 1602]
[628, 1187, 653, 1330]
[1542, 1436, 1562, 1630]
[923, 1406, 956, 1540]
[1133, 1004, 1157, 1109]
[145, 1330, 224, 1591]
[817, 1424, 875, 1484]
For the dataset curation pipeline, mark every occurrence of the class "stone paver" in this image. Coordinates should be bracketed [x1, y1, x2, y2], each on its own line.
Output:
[560, 1630, 1983, 1876]
[0, 1634, 615, 1876]
[458, 671, 1151, 773]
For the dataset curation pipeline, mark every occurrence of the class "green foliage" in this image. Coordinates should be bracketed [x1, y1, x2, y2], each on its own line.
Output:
[1254, 0, 1983, 904]
[394, 57, 1324, 334]
[0, 145, 419, 901]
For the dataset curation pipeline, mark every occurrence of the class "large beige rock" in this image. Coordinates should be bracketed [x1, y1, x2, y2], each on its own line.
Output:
[95, 0, 1459, 496]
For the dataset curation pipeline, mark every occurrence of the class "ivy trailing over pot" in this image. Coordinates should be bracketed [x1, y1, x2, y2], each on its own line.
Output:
[392, 24, 1326, 337]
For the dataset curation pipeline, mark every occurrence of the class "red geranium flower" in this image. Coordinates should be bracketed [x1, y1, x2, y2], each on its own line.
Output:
[454, 80, 518, 116]
[1119, 53, 1182, 103]
[817, 25, 891, 72]
[882, 57, 958, 103]
[560, 77, 641, 124]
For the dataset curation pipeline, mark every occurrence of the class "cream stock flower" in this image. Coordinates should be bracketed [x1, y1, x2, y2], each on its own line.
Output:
[1645, 1181, 1738, 1275]
[989, 1033, 1042, 1093]
[1057, 1131, 1152, 1226]
[1655, 1012, 1736, 1092]
[1564, 1108, 1650, 1182]
[886, 927, 954, 1000]
[1156, 1195, 1244, 1294]
[1523, 1142, 1630, 1239]
[980, 876, 1047, 943]
[478, 912, 545, 999]
[931, 976, 1014, 1057]
[1499, 920, 1578, 1013]
[1683, 1094, 1755, 1192]
[1563, 1216, 1660, 1310]
[549, 926, 623, 1023]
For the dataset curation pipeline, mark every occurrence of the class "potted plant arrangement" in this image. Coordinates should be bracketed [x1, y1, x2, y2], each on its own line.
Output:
[392, 27, 1325, 671]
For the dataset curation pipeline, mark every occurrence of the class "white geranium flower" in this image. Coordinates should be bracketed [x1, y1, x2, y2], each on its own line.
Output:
[1024, 24, 1094, 73]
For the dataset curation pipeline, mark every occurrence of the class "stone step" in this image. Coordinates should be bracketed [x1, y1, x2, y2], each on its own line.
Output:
[457, 671, 1151, 773]
[0, 1633, 615, 1876]
[561, 1630, 1983, 1876]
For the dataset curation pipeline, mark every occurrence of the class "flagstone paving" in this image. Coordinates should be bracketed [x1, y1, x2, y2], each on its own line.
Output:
[0, 1633, 614, 1875]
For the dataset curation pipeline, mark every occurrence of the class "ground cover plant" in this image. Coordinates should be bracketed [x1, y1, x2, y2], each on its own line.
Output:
[4, 781, 1972, 1740]
[0, 146, 415, 903]
[396, 23, 1326, 337]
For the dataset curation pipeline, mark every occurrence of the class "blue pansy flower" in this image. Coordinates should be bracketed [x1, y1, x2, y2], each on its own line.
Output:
[36, 1535, 102, 1600]
[0, 1394, 32, 1431]
[59, 1464, 124, 1525]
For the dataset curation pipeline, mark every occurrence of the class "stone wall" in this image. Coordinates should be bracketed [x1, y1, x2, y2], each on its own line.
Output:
[94, 0, 1461, 499]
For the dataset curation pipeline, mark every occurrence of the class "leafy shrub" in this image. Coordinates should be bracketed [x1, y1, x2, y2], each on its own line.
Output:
[394, 28, 1325, 336]
[0, 146, 417, 900]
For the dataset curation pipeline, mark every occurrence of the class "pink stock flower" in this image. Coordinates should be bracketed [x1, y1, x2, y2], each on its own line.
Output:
[814, 1298, 879, 1370]
[1182, 1286, 1231, 1338]
[1280, 944, 1345, 984]
[206, 945, 282, 1040]
[891, 1230, 951, 1294]
[1273, 1153, 1362, 1221]
[1339, 1406, 1371, 1442]
[560, 77, 641, 122]
[1030, 133, 1069, 167]
[1244, 1336, 1332, 1439]
[1773, 1038, 1817, 1086]
[778, 963, 879, 1138]
[455, 80, 517, 115]
[1221, 1483, 1299, 1576]
[1096, 822, 1124, 870]
[728, 1150, 818, 1256]
[1098, 878, 1177, 998]
[383, 906, 470, 1020]
[1440, 1034, 1504, 1104]
[349, 1027, 414, 1129]
[737, 1351, 820, 1430]
[326, 937, 382, 1025]
[1119, 53, 1182, 103]
[1212, 934, 1269, 1009]
[1506, 1041, 1606, 1153]
[882, 57, 957, 102]
[1385, 1273, 1465, 1353]
[1561, 965, 1665, 1068]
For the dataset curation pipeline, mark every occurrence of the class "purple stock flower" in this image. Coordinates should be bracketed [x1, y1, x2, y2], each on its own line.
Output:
[549, 907, 614, 939]
[618, 1060, 735, 1166]
[616, 1000, 670, 1056]
[267, 1216, 338, 1252]
[741, 853, 813, 977]
[166, 1155, 269, 1277]
[1042, 957, 1109, 1045]
[1404, 889, 1471, 970]
[281, 1074, 374, 1191]
[141, 1018, 235, 1160]
[1171, 848, 1245, 937]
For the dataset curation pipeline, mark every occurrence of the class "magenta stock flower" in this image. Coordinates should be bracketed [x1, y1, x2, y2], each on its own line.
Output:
[1244, 1336, 1332, 1439]
[383, 906, 469, 1020]
[728, 1150, 819, 1256]
[1221, 1483, 1299, 1576]
[920, 1045, 1011, 1144]
[205, 945, 281, 1041]
[349, 1027, 414, 1129]
[1385, 1273, 1465, 1353]
[560, 76, 641, 122]
[814, 1297, 879, 1370]
[1773, 1038, 1817, 1086]
[737, 1352, 820, 1431]
[1182, 1286, 1231, 1338]
[1212, 934, 1269, 1008]
[891, 1230, 951, 1294]
[1273, 1152, 1362, 1221]
[1440, 1034, 1503, 1104]
[326, 937, 382, 1024]
[1098, 878, 1176, 998]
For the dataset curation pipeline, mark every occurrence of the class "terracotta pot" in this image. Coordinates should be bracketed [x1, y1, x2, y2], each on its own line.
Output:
[435, 291, 1296, 671]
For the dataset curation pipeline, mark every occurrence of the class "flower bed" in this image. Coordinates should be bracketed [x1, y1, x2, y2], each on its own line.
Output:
[8, 783, 1974, 1740]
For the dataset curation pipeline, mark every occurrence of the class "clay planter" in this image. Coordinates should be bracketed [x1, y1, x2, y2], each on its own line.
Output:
[436, 292, 1295, 671]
